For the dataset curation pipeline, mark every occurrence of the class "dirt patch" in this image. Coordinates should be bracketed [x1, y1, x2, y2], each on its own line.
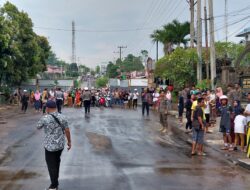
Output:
[86, 132, 112, 151]
[0, 169, 39, 182]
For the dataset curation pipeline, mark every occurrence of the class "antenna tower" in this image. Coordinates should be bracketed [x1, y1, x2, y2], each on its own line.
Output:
[72, 21, 76, 63]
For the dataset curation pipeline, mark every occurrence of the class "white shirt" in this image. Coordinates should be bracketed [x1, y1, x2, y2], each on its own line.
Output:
[204, 101, 210, 114]
[246, 104, 250, 123]
[133, 92, 139, 100]
[209, 94, 216, 101]
[153, 92, 159, 102]
[234, 115, 247, 134]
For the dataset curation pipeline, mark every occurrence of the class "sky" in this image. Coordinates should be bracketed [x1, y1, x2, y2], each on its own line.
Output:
[3, 0, 250, 68]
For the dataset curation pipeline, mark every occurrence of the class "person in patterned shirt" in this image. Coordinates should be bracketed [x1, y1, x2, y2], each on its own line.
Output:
[37, 100, 71, 190]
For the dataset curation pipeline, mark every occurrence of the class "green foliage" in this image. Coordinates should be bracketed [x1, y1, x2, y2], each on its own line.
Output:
[196, 79, 210, 90]
[151, 20, 190, 55]
[106, 62, 119, 78]
[95, 65, 100, 74]
[119, 54, 144, 72]
[106, 54, 144, 79]
[215, 42, 250, 66]
[78, 65, 90, 75]
[74, 80, 79, 88]
[90, 70, 95, 76]
[155, 48, 198, 89]
[96, 76, 108, 88]
[64, 63, 79, 77]
[0, 2, 51, 87]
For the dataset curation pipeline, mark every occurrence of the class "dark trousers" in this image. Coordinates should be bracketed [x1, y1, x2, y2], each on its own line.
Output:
[84, 100, 91, 113]
[21, 102, 28, 112]
[43, 103, 46, 114]
[56, 99, 63, 113]
[186, 111, 192, 130]
[133, 99, 138, 109]
[45, 149, 63, 189]
[142, 102, 149, 116]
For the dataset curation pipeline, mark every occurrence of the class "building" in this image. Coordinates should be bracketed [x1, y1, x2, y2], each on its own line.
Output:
[99, 63, 107, 76]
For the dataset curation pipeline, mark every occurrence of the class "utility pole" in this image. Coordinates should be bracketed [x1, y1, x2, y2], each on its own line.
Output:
[209, 0, 216, 89]
[189, 0, 196, 48]
[197, 0, 202, 81]
[224, 0, 228, 43]
[204, 0, 209, 80]
[156, 40, 159, 62]
[117, 46, 127, 61]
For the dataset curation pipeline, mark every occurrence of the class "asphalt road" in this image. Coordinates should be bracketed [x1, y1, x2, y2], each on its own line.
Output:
[0, 107, 249, 190]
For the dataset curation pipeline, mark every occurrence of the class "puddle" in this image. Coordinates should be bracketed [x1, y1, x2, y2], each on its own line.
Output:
[86, 132, 112, 151]
[156, 166, 238, 177]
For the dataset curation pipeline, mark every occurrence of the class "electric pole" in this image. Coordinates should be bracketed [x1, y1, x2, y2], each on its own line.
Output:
[224, 0, 228, 43]
[209, 0, 216, 89]
[204, 0, 209, 80]
[189, 0, 196, 48]
[156, 40, 159, 62]
[118, 46, 127, 61]
[197, 0, 202, 81]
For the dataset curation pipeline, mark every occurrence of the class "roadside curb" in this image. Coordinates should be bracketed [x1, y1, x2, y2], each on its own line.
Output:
[238, 159, 250, 170]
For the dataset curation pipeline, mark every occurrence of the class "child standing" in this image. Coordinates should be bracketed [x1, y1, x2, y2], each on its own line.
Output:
[219, 95, 233, 151]
[234, 108, 247, 152]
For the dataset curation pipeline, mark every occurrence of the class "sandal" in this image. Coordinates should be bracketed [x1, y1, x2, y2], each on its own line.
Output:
[198, 152, 207, 156]
[221, 146, 228, 150]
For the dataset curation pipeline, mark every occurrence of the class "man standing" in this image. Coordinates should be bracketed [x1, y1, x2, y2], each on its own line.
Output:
[81, 87, 91, 115]
[55, 88, 64, 113]
[132, 89, 139, 109]
[37, 100, 71, 190]
[21, 90, 29, 113]
[141, 88, 150, 116]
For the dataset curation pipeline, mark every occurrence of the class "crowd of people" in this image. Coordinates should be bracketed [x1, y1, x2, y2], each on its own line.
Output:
[11, 82, 250, 157]
[175, 83, 249, 156]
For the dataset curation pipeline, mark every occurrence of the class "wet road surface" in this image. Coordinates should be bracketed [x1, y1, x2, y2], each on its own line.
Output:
[0, 107, 250, 190]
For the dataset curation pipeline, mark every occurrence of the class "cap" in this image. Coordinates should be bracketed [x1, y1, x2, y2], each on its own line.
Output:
[46, 100, 57, 108]
[220, 95, 228, 100]
[23, 90, 27, 92]
[134, 89, 137, 91]
[84, 87, 88, 90]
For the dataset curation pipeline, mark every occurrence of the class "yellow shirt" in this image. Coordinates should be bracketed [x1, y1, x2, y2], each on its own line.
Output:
[191, 100, 205, 120]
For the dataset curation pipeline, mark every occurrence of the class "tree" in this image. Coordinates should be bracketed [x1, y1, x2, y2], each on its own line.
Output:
[215, 42, 249, 66]
[95, 65, 100, 74]
[151, 20, 190, 55]
[96, 76, 108, 88]
[0, 2, 51, 86]
[66, 63, 79, 77]
[119, 54, 144, 72]
[106, 62, 119, 78]
[155, 48, 198, 89]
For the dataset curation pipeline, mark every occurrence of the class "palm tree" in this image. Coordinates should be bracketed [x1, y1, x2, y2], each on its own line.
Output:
[163, 20, 190, 48]
[150, 20, 190, 55]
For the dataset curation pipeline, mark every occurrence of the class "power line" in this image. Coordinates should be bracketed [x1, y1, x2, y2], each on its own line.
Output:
[34, 26, 154, 33]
